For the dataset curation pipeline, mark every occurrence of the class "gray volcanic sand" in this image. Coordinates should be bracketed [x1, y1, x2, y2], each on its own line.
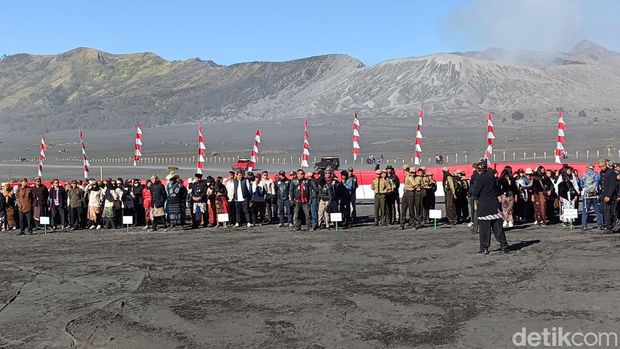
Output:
[1, 118, 618, 181]
[1, 207, 619, 348]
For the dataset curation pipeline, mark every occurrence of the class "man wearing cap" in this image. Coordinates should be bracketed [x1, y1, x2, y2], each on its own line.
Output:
[401, 167, 423, 229]
[347, 167, 359, 222]
[67, 180, 84, 230]
[579, 164, 603, 230]
[275, 170, 292, 227]
[16, 178, 34, 235]
[598, 159, 618, 231]
[49, 179, 67, 231]
[189, 173, 208, 228]
[471, 161, 509, 254]
[290, 169, 312, 231]
[420, 168, 436, 224]
[442, 167, 458, 225]
[371, 169, 394, 226]
[385, 165, 400, 224]
[454, 170, 470, 224]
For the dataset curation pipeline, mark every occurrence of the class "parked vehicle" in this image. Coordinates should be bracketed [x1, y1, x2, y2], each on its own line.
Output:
[232, 158, 251, 171]
[314, 156, 340, 171]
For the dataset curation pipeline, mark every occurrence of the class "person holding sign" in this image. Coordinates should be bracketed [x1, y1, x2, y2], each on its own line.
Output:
[471, 160, 509, 255]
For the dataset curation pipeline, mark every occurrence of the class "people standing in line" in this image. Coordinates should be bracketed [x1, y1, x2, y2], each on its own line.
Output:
[400, 166, 417, 229]
[471, 161, 509, 255]
[454, 169, 470, 224]
[31, 177, 48, 229]
[442, 167, 457, 225]
[149, 175, 167, 232]
[232, 170, 252, 228]
[67, 180, 84, 230]
[599, 159, 618, 232]
[339, 170, 353, 227]
[498, 166, 518, 228]
[385, 165, 400, 225]
[48, 179, 67, 231]
[347, 167, 359, 222]
[16, 178, 34, 235]
[166, 175, 186, 229]
[371, 169, 394, 226]
[290, 169, 311, 231]
[142, 180, 153, 230]
[275, 170, 292, 227]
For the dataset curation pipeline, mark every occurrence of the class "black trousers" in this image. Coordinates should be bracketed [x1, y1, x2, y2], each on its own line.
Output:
[478, 219, 508, 250]
[339, 199, 351, 226]
[293, 202, 311, 229]
[69, 207, 82, 228]
[51, 206, 66, 227]
[235, 200, 251, 225]
[603, 201, 617, 229]
[414, 191, 425, 225]
[385, 193, 396, 223]
[19, 210, 33, 233]
[445, 191, 457, 224]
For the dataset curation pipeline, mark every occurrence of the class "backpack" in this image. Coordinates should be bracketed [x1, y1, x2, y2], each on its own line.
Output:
[584, 174, 597, 196]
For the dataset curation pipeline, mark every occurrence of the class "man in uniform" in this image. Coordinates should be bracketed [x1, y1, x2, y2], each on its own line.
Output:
[443, 167, 458, 225]
[385, 165, 400, 224]
[400, 166, 416, 229]
[371, 169, 394, 226]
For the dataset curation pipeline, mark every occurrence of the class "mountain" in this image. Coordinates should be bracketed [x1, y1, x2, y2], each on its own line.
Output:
[1, 41, 619, 133]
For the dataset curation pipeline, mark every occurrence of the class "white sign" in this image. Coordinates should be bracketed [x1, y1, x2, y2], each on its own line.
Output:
[39, 216, 50, 225]
[330, 213, 343, 222]
[217, 213, 229, 223]
[122, 216, 134, 225]
[563, 209, 578, 219]
[429, 210, 442, 219]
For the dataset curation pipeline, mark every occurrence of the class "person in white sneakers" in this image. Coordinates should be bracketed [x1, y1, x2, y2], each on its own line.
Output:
[231, 170, 252, 227]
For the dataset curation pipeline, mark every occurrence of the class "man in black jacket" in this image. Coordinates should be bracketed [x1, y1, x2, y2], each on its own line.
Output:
[290, 169, 311, 231]
[275, 171, 292, 227]
[308, 171, 320, 229]
[150, 175, 167, 231]
[471, 161, 509, 254]
[232, 171, 252, 227]
[598, 159, 618, 231]
[189, 173, 209, 228]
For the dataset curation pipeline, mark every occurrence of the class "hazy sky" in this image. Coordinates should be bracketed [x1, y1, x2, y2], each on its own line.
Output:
[1, 0, 618, 65]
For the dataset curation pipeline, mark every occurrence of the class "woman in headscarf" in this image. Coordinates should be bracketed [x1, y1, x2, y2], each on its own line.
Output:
[166, 175, 185, 229]
[85, 179, 103, 229]
[531, 166, 551, 226]
[498, 166, 518, 228]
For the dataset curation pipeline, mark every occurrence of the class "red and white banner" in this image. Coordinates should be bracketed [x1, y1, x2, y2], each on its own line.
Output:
[414, 108, 423, 165]
[37, 133, 47, 177]
[352, 112, 360, 161]
[134, 122, 142, 167]
[79, 130, 90, 179]
[301, 120, 310, 168]
[484, 113, 495, 162]
[248, 129, 261, 171]
[555, 109, 566, 164]
[197, 126, 206, 174]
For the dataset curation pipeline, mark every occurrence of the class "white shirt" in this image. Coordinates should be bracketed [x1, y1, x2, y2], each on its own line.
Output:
[236, 180, 245, 202]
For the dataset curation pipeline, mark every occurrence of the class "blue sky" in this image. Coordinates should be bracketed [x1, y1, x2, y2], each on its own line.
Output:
[1, 0, 618, 65]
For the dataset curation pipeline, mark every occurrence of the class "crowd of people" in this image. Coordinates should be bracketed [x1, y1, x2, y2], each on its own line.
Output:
[1, 159, 619, 244]
[0, 167, 360, 234]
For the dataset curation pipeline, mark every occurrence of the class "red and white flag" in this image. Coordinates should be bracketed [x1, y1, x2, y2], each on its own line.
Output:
[79, 130, 90, 179]
[414, 108, 424, 166]
[484, 113, 495, 162]
[555, 109, 566, 164]
[352, 112, 360, 161]
[134, 122, 142, 167]
[197, 126, 206, 174]
[248, 129, 261, 171]
[301, 120, 310, 168]
[37, 133, 47, 177]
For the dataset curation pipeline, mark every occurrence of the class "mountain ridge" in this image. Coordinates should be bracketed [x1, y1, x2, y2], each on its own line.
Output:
[1, 41, 619, 133]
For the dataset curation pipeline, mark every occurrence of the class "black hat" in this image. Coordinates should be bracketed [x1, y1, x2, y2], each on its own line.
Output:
[385, 165, 394, 170]
[278, 170, 286, 175]
[194, 173, 203, 178]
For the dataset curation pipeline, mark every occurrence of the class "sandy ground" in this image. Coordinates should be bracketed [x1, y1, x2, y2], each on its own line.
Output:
[1, 202, 619, 348]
